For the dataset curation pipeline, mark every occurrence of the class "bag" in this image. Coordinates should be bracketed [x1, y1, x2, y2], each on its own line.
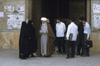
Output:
[83, 40, 93, 48]
[69, 33, 73, 41]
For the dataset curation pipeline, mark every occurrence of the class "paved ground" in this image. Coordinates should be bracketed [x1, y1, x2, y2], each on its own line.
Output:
[0, 49, 100, 66]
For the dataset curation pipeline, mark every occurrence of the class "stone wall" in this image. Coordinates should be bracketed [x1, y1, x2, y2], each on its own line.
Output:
[89, 0, 100, 52]
[0, 32, 19, 49]
[90, 33, 100, 52]
[0, 0, 41, 49]
[0, 0, 26, 32]
[0, 0, 26, 49]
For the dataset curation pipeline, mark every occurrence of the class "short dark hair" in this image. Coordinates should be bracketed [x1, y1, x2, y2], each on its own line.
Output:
[79, 17, 83, 20]
[81, 17, 87, 21]
[69, 18, 75, 22]
[57, 18, 62, 21]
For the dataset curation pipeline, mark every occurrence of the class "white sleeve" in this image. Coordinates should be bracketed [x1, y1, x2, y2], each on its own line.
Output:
[56, 24, 57, 31]
[87, 23, 91, 39]
[87, 33, 89, 39]
[64, 23, 66, 32]
[66, 25, 71, 39]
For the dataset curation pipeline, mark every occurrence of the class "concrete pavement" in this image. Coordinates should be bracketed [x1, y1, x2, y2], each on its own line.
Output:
[0, 49, 100, 66]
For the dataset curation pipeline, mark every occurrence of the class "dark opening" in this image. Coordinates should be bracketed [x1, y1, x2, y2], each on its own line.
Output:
[41, 0, 70, 31]
[41, 0, 86, 32]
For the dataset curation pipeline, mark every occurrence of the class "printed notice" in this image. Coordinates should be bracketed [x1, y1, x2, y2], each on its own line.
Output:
[7, 14, 25, 29]
[0, 12, 4, 17]
[93, 4, 100, 13]
[92, 14, 100, 30]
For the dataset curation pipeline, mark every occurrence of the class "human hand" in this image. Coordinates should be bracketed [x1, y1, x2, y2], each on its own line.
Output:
[77, 32, 79, 35]
[41, 31, 44, 33]
[87, 38, 89, 41]
[43, 31, 47, 34]
[66, 39, 69, 41]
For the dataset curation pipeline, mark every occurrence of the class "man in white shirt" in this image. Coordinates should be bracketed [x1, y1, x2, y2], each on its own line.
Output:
[56, 18, 66, 54]
[65, 18, 78, 59]
[81, 17, 91, 57]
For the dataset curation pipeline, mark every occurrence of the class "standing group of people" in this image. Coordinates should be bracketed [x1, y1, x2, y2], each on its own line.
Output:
[56, 17, 91, 59]
[76, 17, 91, 57]
[19, 16, 91, 59]
[19, 17, 55, 59]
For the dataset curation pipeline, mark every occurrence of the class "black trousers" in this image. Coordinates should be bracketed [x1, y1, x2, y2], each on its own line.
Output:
[56, 37, 65, 52]
[65, 41, 76, 57]
[77, 34, 84, 54]
[82, 34, 90, 56]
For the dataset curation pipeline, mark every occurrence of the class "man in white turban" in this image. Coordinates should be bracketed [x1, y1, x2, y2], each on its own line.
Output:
[37, 17, 55, 57]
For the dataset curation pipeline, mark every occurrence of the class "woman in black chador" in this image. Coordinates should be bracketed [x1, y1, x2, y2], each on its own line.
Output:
[19, 21, 31, 59]
[27, 20, 37, 57]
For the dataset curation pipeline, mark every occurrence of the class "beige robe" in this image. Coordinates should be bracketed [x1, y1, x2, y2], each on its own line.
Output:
[37, 24, 55, 56]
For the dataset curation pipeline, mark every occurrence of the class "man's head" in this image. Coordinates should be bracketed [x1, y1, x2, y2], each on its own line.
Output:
[56, 18, 62, 23]
[79, 17, 83, 22]
[81, 17, 86, 24]
[47, 18, 50, 23]
[41, 17, 47, 23]
[69, 18, 75, 23]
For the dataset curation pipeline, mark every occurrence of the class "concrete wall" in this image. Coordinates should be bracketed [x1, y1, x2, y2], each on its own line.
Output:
[89, 0, 100, 52]
[0, 32, 19, 49]
[0, 0, 26, 32]
[86, 0, 100, 52]
[0, 0, 41, 49]
[90, 33, 100, 52]
[0, 0, 26, 49]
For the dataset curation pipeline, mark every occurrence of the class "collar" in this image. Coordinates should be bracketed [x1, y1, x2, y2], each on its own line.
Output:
[71, 22, 74, 24]
[58, 22, 62, 24]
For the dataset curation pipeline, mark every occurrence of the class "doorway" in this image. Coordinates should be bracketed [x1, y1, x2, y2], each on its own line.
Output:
[41, 0, 86, 27]
[41, 0, 70, 32]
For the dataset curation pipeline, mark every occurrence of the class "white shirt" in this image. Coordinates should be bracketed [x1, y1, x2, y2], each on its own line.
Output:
[56, 22, 66, 37]
[66, 22, 78, 41]
[84, 22, 91, 39]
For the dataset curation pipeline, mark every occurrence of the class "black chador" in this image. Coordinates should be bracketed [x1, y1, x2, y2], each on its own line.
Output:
[27, 20, 37, 57]
[19, 21, 31, 59]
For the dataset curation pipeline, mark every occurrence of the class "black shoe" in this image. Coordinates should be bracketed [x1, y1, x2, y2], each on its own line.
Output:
[62, 52, 66, 55]
[58, 52, 62, 54]
[31, 54, 35, 57]
[80, 53, 83, 56]
[82, 55, 86, 57]
[56, 50, 60, 52]
[20, 57, 27, 59]
[71, 56, 75, 58]
[76, 53, 80, 55]
[86, 54, 90, 57]
[66, 57, 70, 59]
[25, 54, 29, 58]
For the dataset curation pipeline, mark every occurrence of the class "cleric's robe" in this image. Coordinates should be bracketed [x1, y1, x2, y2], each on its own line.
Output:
[38, 23, 55, 56]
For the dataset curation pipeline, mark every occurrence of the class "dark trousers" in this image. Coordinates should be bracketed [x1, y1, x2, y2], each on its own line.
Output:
[77, 34, 84, 54]
[82, 34, 90, 56]
[65, 41, 76, 57]
[56, 37, 65, 52]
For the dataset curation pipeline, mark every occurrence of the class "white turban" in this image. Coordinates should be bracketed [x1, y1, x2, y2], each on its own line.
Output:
[41, 17, 47, 21]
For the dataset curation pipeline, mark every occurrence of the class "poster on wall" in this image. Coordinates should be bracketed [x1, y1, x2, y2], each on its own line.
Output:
[4, 6, 12, 12]
[17, 5, 25, 14]
[0, 12, 4, 17]
[93, 4, 100, 13]
[92, 14, 100, 30]
[7, 14, 25, 29]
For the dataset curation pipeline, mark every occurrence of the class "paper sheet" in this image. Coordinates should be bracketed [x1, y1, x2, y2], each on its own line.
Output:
[7, 14, 25, 29]
[93, 15, 100, 30]
[93, 4, 100, 13]
[0, 12, 4, 17]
